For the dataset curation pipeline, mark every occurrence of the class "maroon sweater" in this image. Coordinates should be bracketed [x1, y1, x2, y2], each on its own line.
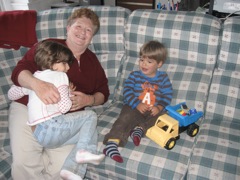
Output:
[11, 39, 109, 107]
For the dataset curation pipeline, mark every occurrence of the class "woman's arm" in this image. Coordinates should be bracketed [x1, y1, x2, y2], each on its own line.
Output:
[69, 91, 104, 111]
[18, 70, 60, 105]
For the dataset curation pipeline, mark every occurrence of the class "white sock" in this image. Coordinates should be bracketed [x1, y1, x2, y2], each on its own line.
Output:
[76, 150, 105, 165]
[60, 169, 82, 180]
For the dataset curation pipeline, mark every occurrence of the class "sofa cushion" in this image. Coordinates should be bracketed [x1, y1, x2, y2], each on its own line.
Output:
[0, 47, 28, 110]
[187, 71, 240, 180]
[217, 17, 240, 71]
[187, 118, 240, 180]
[87, 101, 199, 179]
[86, 53, 124, 114]
[0, 110, 12, 180]
[123, 10, 220, 69]
[205, 70, 240, 122]
[115, 10, 222, 109]
[188, 16, 240, 180]
[204, 16, 240, 122]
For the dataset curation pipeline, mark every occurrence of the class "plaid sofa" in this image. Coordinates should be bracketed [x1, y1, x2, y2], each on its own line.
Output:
[0, 6, 239, 180]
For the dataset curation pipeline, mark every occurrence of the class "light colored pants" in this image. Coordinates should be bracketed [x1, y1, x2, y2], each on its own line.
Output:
[33, 109, 98, 177]
[8, 102, 96, 180]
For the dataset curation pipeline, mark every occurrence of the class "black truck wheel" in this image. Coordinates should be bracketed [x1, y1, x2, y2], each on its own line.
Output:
[187, 123, 199, 137]
[165, 138, 176, 150]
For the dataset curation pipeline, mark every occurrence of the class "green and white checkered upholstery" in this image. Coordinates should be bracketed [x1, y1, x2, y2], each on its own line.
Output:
[87, 101, 199, 179]
[0, 47, 28, 110]
[87, 10, 222, 179]
[188, 16, 240, 180]
[217, 17, 240, 71]
[115, 9, 222, 109]
[0, 109, 12, 180]
[0, 47, 27, 179]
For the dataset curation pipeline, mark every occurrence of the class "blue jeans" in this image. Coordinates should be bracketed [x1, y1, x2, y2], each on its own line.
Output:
[33, 110, 97, 177]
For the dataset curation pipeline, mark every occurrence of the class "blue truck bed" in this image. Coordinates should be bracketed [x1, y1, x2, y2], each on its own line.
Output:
[166, 102, 203, 127]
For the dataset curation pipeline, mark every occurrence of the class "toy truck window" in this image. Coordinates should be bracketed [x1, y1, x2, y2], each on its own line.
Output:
[157, 122, 174, 133]
[164, 126, 174, 133]
[162, 125, 168, 131]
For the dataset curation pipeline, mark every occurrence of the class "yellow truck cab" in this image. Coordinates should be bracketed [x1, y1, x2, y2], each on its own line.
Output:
[146, 102, 203, 150]
[146, 114, 180, 150]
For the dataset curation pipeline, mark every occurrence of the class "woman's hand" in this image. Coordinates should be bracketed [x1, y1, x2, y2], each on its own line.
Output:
[18, 70, 60, 105]
[33, 79, 60, 105]
[150, 105, 163, 116]
[70, 91, 93, 111]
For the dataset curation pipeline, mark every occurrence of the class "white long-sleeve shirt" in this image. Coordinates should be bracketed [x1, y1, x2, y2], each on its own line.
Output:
[8, 70, 72, 126]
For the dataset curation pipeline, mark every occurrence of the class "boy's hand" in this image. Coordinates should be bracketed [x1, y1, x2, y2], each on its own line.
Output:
[136, 103, 149, 114]
[150, 105, 163, 116]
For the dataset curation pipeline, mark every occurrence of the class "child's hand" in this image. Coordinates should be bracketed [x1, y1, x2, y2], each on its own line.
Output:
[150, 105, 163, 116]
[69, 82, 76, 97]
[137, 103, 149, 114]
[69, 82, 76, 91]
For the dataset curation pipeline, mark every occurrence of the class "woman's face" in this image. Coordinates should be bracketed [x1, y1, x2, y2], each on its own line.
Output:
[66, 17, 95, 49]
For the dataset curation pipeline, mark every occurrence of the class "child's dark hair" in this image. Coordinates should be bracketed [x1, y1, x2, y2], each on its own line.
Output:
[140, 40, 167, 64]
[35, 40, 74, 70]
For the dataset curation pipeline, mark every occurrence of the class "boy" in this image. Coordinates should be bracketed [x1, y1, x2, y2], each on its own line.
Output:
[103, 40, 173, 163]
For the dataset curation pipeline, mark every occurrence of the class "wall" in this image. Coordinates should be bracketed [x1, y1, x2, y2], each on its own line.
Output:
[104, 0, 115, 6]
[0, 0, 12, 11]
[4, 0, 60, 11]
[178, 0, 209, 11]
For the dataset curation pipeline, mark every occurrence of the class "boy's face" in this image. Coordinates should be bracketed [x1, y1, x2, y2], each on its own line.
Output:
[139, 57, 163, 77]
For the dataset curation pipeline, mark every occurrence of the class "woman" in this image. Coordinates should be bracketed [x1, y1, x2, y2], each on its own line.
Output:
[9, 8, 109, 180]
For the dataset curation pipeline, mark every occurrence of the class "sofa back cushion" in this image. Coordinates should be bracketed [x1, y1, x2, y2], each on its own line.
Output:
[217, 17, 240, 71]
[205, 16, 240, 122]
[115, 10, 222, 110]
[188, 18, 240, 180]
[0, 47, 28, 110]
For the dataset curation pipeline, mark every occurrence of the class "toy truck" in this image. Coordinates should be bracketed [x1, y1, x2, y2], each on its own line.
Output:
[146, 102, 203, 150]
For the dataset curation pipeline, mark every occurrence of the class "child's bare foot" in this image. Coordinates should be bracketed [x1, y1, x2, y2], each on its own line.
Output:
[60, 169, 82, 180]
[76, 150, 105, 165]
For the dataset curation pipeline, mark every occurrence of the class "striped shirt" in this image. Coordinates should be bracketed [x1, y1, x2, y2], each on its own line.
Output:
[123, 70, 173, 109]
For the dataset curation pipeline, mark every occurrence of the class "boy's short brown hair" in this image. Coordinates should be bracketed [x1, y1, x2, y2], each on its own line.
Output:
[35, 40, 74, 70]
[140, 40, 168, 64]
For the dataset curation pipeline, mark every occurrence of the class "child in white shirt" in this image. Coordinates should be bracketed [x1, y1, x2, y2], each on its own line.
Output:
[8, 40, 104, 180]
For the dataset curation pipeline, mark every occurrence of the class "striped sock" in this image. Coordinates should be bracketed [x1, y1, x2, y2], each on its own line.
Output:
[103, 141, 123, 163]
[130, 127, 144, 146]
